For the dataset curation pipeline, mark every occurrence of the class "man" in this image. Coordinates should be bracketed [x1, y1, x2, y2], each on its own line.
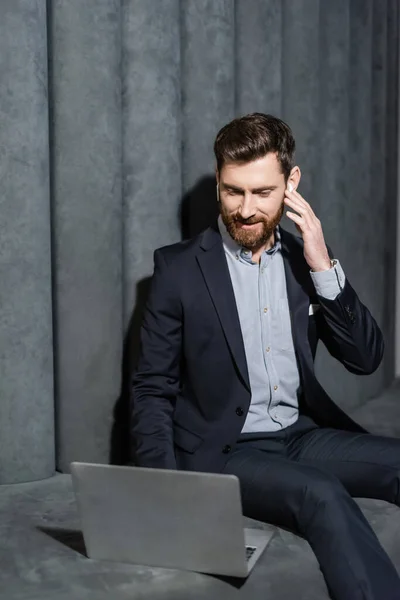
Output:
[131, 113, 400, 599]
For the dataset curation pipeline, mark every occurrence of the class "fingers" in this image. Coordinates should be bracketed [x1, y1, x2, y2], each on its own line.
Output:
[285, 211, 304, 235]
[284, 188, 319, 227]
[286, 210, 303, 224]
[285, 188, 309, 212]
[285, 197, 311, 228]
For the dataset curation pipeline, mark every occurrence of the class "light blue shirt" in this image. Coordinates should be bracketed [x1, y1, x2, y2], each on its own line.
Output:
[218, 216, 346, 432]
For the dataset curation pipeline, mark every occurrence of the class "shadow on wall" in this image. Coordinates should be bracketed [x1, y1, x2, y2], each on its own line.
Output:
[109, 276, 152, 466]
[180, 174, 219, 239]
[109, 174, 218, 465]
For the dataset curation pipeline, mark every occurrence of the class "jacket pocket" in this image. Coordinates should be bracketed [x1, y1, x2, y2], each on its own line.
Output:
[173, 422, 204, 453]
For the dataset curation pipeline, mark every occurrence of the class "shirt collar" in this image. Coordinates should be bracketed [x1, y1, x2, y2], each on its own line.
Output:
[217, 215, 281, 261]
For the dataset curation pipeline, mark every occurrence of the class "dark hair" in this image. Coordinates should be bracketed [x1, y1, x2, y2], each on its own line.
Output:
[214, 112, 295, 179]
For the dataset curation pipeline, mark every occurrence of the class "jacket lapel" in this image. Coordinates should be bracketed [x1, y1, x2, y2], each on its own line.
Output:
[196, 226, 251, 392]
[280, 227, 315, 366]
[195, 225, 314, 392]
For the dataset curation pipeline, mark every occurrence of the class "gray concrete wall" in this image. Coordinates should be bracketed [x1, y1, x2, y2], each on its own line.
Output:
[0, 0, 54, 483]
[396, 1, 400, 379]
[0, 0, 398, 482]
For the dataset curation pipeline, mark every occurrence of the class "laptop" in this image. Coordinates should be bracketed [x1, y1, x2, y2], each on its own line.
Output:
[70, 462, 275, 578]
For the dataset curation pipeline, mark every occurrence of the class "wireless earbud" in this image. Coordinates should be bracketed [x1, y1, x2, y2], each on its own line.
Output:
[216, 183, 220, 202]
[288, 183, 293, 192]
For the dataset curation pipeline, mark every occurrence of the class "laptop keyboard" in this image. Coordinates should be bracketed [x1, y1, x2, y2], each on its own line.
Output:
[245, 546, 257, 561]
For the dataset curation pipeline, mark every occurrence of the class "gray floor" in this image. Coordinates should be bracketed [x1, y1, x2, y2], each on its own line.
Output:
[2, 381, 400, 600]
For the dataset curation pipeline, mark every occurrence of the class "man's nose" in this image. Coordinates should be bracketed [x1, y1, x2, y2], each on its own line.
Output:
[239, 193, 257, 219]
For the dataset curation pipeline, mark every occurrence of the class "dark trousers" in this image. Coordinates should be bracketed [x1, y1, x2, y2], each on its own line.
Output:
[221, 415, 400, 600]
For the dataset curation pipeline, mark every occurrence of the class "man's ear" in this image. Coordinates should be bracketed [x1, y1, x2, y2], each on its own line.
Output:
[287, 166, 301, 191]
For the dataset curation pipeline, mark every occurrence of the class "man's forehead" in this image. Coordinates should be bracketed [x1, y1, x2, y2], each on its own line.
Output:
[220, 156, 284, 187]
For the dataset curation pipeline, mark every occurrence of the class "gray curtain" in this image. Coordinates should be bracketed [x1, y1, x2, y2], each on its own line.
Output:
[0, 0, 398, 484]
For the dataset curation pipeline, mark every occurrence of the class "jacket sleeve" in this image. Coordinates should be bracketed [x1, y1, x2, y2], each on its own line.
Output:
[130, 249, 182, 469]
[315, 256, 384, 375]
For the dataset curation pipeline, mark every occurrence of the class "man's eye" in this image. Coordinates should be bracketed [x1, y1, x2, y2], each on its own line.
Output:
[227, 190, 239, 196]
[259, 191, 271, 198]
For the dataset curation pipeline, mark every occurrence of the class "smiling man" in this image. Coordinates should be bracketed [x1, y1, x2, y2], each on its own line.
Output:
[131, 113, 400, 600]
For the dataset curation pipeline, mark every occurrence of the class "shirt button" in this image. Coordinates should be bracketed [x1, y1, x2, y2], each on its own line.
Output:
[222, 445, 232, 454]
[266, 347, 271, 353]
[264, 307, 268, 313]
[236, 407, 244, 416]
[274, 385, 278, 391]
[235, 255, 239, 260]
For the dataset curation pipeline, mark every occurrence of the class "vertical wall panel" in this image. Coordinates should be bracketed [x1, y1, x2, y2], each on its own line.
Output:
[369, 0, 388, 383]
[346, 0, 374, 296]
[50, 0, 123, 472]
[281, 0, 320, 215]
[0, 1, 54, 483]
[346, 0, 379, 406]
[181, 0, 235, 237]
[313, 0, 354, 408]
[316, 0, 390, 411]
[235, 0, 283, 116]
[386, 0, 399, 383]
[316, 0, 350, 249]
[122, 0, 182, 322]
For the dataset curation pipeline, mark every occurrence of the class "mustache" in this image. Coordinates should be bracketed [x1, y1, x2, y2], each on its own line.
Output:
[233, 216, 264, 225]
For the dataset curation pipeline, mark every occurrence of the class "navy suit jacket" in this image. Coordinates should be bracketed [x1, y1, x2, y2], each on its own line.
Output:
[131, 223, 384, 473]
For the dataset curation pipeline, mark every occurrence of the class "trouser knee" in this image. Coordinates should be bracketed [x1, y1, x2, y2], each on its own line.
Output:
[298, 474, 351, 531]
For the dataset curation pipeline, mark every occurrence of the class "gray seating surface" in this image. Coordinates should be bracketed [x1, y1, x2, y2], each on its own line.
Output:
[2, 381, 400, 600]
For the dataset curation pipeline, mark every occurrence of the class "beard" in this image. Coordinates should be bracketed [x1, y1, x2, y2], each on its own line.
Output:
[220, 202, 284, 250]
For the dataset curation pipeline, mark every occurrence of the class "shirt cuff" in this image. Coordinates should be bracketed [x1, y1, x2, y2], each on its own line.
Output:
[310, 260, 346, 300]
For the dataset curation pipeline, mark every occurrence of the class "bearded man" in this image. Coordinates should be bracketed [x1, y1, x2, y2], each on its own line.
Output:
[131, 113, 400, 600]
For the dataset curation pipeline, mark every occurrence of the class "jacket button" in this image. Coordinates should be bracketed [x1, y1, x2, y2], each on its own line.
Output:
[222, 445, 231, 454]
[236, 407, 244, 416]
